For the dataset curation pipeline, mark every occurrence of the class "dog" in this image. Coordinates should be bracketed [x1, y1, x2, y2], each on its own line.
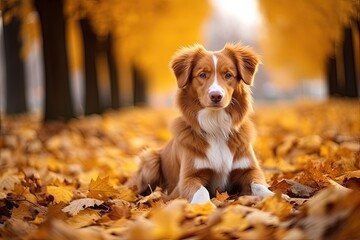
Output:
[126, 43, 275, 204]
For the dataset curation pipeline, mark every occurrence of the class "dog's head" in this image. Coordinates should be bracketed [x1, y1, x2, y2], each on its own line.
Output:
[170, 43, 260, 109]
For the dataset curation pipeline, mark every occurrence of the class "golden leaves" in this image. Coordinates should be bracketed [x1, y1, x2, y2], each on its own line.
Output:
[0, 100, 359, 239]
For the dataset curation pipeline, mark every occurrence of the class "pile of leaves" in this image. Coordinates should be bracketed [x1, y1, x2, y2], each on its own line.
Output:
[0, 100, 359, 239]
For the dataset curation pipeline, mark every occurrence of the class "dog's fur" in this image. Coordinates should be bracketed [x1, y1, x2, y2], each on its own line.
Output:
[127, 43, 274, 204]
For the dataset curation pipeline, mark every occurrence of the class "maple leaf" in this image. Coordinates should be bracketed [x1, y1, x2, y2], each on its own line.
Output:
[46, 186, 74, 204]
[87, 176, 119, 200]
[62, 198, 104, 216]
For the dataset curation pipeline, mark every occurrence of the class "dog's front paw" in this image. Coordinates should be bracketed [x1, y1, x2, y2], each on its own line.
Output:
[251, 183, 274, 197]
[191, 186, 211, 204]
[251, 183, 290, 200]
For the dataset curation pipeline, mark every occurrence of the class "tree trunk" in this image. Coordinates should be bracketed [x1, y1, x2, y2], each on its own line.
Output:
[326, 55, 341, 97]
[79, 18, 101, 115]
[107, 34, 120, 109]
[342, 26, 358, 98]
[34, 0, 74, 121]
[132, 64, 147, 106]
[2, 10, 27, 114]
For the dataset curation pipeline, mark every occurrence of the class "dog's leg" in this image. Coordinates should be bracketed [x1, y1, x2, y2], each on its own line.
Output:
[229, 167, 274, 197]
[230, 156, 290, 199]
[179, 169, 213, 204]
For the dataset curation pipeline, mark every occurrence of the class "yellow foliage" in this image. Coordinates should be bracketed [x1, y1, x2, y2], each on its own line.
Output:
[0, 100, 359, 239]
[258, 0, 359, 85]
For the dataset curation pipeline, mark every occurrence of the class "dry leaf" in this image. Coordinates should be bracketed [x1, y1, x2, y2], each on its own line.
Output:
[212, 206, 250, 233]
[185, 201, 216, 218]
[1, 100, 359, 239]
[47, 186, 74, 204]
[87, 176, 119, 200]
[149, 200, 186, 239]
[66, 209, 101, 228]
[260, 194, 293, 220]
[62, 198, 104, 216]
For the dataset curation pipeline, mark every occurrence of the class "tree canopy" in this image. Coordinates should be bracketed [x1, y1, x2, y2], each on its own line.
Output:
[258, 0, 359, 86]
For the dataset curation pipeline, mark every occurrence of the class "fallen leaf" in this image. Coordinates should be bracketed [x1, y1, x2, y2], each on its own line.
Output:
[259, 194, 293, 220]
[116, 186, 137, 202]
[212, 205, 250, 233]
[62, 198, 104, 216]
[47, 186, 74, 204]
[185, 201, 216, 218]
[87, 176, 119, 200]
[66, 209, 101, 228]
[149, 200, 186, 239]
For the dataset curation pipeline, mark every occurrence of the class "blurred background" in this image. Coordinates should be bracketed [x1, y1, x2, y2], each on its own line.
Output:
[0, 0, 359, 121]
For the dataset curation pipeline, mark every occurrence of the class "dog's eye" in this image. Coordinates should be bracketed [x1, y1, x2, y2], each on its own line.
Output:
[225, 72, 233, 79]
[199, 72, 207, 79]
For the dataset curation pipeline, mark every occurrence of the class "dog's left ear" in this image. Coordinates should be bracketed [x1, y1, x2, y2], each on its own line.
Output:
[170, 44, 205, 88]
[223, 43, 260, 85]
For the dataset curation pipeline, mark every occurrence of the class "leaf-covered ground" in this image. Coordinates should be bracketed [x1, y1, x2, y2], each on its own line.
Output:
[0, 100, 359, 240]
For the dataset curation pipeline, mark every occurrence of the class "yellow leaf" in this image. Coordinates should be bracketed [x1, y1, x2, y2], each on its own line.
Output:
[46, 158, 65, 172]
[88, 176, 119, 200]
[116, 186, 137, 202]
[213, 206, 249, 233]
[47, 186, 73, 204]
[13, 184, 38, 204]
[150, 199, 186, 239]
[260, 194, 293, 220]
[32, 216, 45, 225]
[185, 201, 216, 218]
[66, 209, 101, 228]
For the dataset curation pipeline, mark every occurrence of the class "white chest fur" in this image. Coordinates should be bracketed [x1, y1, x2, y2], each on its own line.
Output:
[195, 109, 234, 192]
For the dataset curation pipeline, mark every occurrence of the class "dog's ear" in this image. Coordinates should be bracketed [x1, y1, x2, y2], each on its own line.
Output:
[223, 43, 260, 85]
[170, 44, 204, 88]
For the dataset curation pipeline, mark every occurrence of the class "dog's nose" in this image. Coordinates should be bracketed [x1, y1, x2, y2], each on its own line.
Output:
[209, 91, 223, 103]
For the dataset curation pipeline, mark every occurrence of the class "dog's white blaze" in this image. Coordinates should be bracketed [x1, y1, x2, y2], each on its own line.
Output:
[251, 183, 274, 197]
[196, 109, 233, 192]
[232, 157, 252, 170]
[191, 186, 211, 204]
[209, 55, 225, 96]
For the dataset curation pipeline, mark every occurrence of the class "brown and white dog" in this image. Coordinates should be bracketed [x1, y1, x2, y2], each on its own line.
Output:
[127, 43, 274, 204]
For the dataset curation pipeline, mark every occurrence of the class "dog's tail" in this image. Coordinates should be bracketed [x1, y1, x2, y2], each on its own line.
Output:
[126, 149, 163, 196]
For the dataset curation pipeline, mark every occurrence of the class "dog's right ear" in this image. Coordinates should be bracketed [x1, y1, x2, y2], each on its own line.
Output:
[170, 44, 204, 88]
